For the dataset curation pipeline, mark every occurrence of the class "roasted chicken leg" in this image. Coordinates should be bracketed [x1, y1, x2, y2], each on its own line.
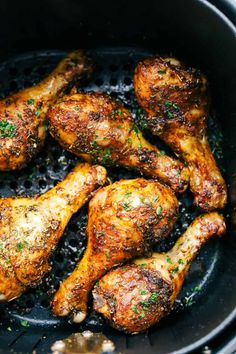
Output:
[0, 50, 93, 171]
[0, 163, 107, 301]
[51, 178, 179, 322]
[134, 57, 227, 210]
[48, 92, 189, 193]
[93, 212, 226, 333]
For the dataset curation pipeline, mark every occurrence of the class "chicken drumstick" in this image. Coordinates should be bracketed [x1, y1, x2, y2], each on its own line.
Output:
[48, 92, 189, 193]
[93, 212, 226, 333]
[0, 50, 93, 171]
[51, 178, 179, 322]
[134, 57, 227, 210]
[0, 163, 107, 301]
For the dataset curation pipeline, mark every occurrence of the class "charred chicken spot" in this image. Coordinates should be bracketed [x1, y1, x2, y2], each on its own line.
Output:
[89, 112, 101, 121]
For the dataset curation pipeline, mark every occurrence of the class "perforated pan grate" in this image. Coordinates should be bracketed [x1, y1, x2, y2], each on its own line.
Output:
[0, 48, 225, 353]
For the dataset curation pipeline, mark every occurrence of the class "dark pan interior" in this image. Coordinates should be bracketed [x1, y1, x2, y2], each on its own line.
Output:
[0, 1, 236, 354]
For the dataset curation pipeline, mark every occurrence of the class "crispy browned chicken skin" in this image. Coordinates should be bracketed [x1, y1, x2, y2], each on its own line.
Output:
[0, 163, 106, 301]
[0, 50, 93, 171]
[134, 57, 227, 210]
[51, 178, 179, 322]
[48, 92, 189, 193]
[93, 212, 226, 333]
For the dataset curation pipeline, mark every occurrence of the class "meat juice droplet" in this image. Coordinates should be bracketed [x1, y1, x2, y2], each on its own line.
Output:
[51, 331, 116, 354]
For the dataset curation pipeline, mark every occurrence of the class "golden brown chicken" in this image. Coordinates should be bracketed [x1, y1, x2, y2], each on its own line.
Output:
[0, 163, 107, 301]
[51, 178, 179, 322]
[134, 57, 227, 211]
[0, 50, 93, 171]
[93, 212, 226, 333]
[48, 92, 189, 193]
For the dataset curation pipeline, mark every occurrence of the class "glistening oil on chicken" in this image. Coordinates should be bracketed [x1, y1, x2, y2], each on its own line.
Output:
[0, 48, 226, 333]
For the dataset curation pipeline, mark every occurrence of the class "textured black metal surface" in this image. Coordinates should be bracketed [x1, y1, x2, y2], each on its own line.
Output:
[0, 49, 227, 353]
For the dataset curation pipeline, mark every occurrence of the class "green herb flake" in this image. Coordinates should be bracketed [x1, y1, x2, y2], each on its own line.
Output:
[102, 148, 112, 164]
[123, 202, 130, 211]
[149, 292, 159, 302]
[178, 259, 185, 265]
[165, 100, 179, 110]
[27, 99, 34, 105]
[156, 206, 162, 216]
[0, 120, 16, 138]
[16, 240, 28, 252]
[139, 120, 148, 130]
[139, 263, 147, 268]
[159, 150, 166, 156]
[139, 309, 145, 318]
[165, 100, 173, 107]
[153, 196, 159, 203]
[166, 256, 173, 264]
[167, 111, 174, 119]
[20, 320, 29, 327]
[132, 125, 139, 135]
[158, 70, 166, 75]
[132, 305, 138, 314]
[140, 197, 152, 206]
[172, 266, 179, 275]
[111, 109, 123, 116]
[35, 107, 41, 116]
[105, 252, 110, 260]
[140, 289, 147, 295]
[127, 137, 132, 143]
[124, 192, 132, 198]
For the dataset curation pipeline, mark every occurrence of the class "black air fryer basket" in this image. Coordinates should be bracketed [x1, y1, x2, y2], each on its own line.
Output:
[0, 1, 236, 353]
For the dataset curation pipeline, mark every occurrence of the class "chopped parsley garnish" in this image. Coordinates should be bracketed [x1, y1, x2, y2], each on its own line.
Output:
[101, 148, 112, 164]
[27, 99, 34, 105]
[139, 309, 145, 318]
[132, 305, 138, 314]
[0, 120, 16, 138]
[111, 109, 123, 116]
[149, 292, 159, 302]
[164, 100, 179, 109]
[35, 107, 41, 116]
[124, 192, 132, 198]
[172, 266, 179, 274]
[123, 202, 130, 211]
[127, 137, 132, 143]
[131, 124, 139, 135]
[156, 206, 162, 216]
[139, 263, 147, 268]
[178, 259, 185, 265]
[153, 196, 159, 203]
[140, 197, 152, 206]
[105, 252, 110, 259]
[159, 150, 166, 156]
[167, 111, 174, 119]
[16, 240, 28, 252]
[20, 320, 29, 327]
[140, 289, 147, 295]
[166, 256, 173, 264]
[158, 70, 166, 74]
